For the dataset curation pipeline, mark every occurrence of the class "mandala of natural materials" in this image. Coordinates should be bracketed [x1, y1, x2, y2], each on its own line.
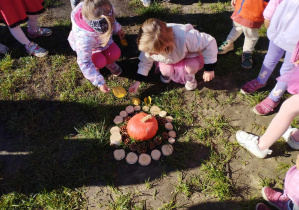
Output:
[110, 99, 176, 166]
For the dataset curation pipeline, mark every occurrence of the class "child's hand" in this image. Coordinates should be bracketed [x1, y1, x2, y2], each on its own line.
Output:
[231, 0, 236, 7]
[264, 19, 270, 28]
[295, 60, 299, 65]
[117, 29, 125, 40]
[296, 154, 299, 170]
[99, 84, 110, 93]
[129, 81, 140, 93]
[203, 71, 215, 82]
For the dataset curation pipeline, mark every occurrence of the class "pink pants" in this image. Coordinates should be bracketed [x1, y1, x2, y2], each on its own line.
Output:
[91, 43, 121, 69]
[158, 55, 204, 84]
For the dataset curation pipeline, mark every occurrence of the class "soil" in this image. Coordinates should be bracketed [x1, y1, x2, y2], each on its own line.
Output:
[1, 0, 298, 209]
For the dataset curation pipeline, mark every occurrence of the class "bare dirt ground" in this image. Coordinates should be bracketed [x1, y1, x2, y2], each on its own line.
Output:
[1, 0, 298, 209]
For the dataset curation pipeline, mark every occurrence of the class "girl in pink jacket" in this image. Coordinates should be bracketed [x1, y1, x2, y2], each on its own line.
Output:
[68, 0, 125, 93]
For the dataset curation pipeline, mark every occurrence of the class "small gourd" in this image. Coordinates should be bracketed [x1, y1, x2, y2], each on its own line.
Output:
[127, 113, 158, 141]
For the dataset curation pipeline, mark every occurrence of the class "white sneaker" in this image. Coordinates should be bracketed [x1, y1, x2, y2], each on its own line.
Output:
[282, 127, 299, 150]
[185, 80, 197, 91]
[160, 74, 171, 83]
[236, 130, 272, 158]
[141, 0, 151, 7]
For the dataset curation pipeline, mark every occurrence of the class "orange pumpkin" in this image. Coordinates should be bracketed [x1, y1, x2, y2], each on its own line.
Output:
[127, 113, 158, 141]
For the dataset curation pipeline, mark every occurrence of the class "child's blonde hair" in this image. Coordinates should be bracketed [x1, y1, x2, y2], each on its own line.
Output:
[82, 0, 115, 47]
[137, 18, 174, 55]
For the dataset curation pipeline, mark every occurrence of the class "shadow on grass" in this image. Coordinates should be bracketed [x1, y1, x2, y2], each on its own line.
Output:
[0, 99, 210, 195]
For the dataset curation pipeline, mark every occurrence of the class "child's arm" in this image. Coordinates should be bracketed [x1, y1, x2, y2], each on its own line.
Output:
[113, 20, 125, 40]
[263, 0, 282, 22]
[185, 28, 217, 82]
[76, 38, 108, 93]
[129, 52, 154, 93]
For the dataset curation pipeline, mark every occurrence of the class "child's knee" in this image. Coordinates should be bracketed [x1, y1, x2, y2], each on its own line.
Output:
[92, 52, 107, 69]
[185, 59, 201, 75]
[104, 43, 121, 64]
[159, 63, 173, 76]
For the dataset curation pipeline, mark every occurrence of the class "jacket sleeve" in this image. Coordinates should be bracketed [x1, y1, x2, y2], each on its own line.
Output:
[185, 29, 218, 65]
[263, 0, 282, 20]
[136, 52, 154, 81]
[76, 37, 105, 87]
[113, 20, 121, 34]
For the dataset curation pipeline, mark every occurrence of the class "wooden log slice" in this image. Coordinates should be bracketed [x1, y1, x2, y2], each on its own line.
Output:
[151, 149, 161, 161]
[150, 106, 161, 115]
[110, 126, 120, 134]
[159, 111, 167, 117]
[113, 116, 123, 124]
[126, 152, 138, 164]
[165, 122, 173, 130]
[168, 137, 175, 144]
[110, 133, 122, 146]
[168, 131, 176, 138]
[134, 105, 141, 111]
[166, 116, 173, 123]
[142, 106, 149, 112]
[119, 110, 128, 118]
[161, 144, 174, 156]
[138, 153, 151, 166]
[113, 149, 125, 160]
[125, 105, 134, 114]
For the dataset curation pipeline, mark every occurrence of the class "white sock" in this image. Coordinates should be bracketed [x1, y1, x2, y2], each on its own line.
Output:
[27, 15, 39, 33]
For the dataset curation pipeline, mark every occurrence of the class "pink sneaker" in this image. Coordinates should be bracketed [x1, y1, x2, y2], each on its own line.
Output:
[240, 79, 266, 95]
[28, 27, 52, 38]
[24, 42, 48, 57]
[256, 203, 270, 210]
[262, 187, 289, 210]
[253, 97, 280, 116]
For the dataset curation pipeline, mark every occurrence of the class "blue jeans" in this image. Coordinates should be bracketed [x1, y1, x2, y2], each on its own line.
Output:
[70, 0, 80, 9]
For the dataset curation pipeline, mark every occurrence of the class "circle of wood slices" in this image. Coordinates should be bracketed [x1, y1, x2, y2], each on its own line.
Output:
[114, 149, 125, 160]
[138, 153, 151, 166]
[151, 149, 161, 160]
[126, 152, 138, 164]
[162, 144, 174, 156]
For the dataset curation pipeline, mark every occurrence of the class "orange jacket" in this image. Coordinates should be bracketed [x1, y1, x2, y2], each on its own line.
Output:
[235, 0, 269, 23]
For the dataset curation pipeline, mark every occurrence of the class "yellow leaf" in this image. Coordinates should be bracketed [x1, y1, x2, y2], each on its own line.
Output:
[132, 97, 140, 105]
[144, 96, 152, 106]
[111, 86, 127, 98]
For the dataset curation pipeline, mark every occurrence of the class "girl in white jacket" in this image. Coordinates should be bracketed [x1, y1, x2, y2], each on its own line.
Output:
[129, 18, 218, 92]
